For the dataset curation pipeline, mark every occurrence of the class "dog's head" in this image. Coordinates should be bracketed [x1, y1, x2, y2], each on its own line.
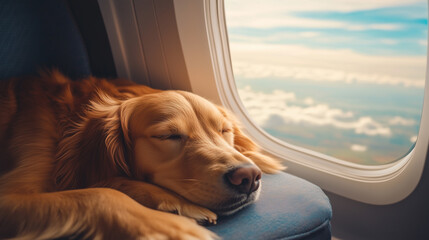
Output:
[116, 91, 284, 215]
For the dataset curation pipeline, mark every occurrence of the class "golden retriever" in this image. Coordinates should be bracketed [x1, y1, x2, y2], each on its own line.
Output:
[0, 71, 284, 239]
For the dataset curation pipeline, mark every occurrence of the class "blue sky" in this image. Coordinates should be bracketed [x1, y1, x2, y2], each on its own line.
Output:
[227, 1, 427, 56]
[225, 0, 427, 88]
[294, 3, 427, 55]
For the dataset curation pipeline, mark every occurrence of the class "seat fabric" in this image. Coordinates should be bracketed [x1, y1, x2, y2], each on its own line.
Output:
[206, 172, 332, 240]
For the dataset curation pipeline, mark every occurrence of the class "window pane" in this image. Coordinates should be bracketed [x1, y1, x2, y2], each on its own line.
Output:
[225, 0, 427, 165]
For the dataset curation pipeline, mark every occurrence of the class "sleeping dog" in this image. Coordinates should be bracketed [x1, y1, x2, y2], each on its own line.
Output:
[0, 71, 284, 239]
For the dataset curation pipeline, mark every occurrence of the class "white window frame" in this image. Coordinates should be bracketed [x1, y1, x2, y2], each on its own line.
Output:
[99, 0, 429, 205]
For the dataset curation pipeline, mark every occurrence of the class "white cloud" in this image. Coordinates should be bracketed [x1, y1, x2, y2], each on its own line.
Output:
[227, 14, 403, 31]
[230, 42, 426, 87]
[303, 97, 315, 105]
[351, 144, 368, 152]
[300, 32, 321, 38]
[418, 39, 427, 46]
[380, 39, 399, 45]
[226, 0, 421, 15]
[233, 62, 424, 88]
[410, 135, 418, 142]
[388, 116, 416, 126]
[345, 24, 403, 31]
[239, 86, 392, 137]
[230, 31, 369, 47]
[225, 0, 417, 30]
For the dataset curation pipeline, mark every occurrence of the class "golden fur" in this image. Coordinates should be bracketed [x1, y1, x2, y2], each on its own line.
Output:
[0, 71, 285, 239]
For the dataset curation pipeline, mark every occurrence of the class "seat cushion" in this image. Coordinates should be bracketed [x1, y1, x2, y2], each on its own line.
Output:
[206, 172, 332, 240]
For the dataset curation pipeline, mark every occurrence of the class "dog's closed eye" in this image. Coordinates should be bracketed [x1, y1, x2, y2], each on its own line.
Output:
[221, 129, 231, 134]
[152, 134, 184, 141]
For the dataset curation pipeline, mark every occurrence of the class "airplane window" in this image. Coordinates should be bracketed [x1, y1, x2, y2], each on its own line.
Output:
[224, 0, 427, 165]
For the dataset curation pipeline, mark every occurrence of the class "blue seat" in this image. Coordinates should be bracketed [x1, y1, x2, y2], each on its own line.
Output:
[0, 0, 91, 81]
[207, 172, 332, 240]
[0, 1, 332, 239]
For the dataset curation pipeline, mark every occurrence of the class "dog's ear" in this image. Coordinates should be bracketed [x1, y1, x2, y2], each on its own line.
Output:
[54, 93, 132, 189]
[233, 124, 286, 173]
[93, 92, 134, 177]
[218, 106, 286, 173]
[104, 102, 132, 177]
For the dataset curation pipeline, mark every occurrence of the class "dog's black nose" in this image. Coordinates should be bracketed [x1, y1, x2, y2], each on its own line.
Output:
[226, 165, 262, 194]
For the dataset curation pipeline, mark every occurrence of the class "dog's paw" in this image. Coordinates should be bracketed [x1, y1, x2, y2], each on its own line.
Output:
[138, 209, 218, 240]
[157, 198, 217, 224]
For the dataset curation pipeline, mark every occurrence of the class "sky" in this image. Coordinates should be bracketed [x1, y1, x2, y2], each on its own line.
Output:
[225, 0, 427, 165]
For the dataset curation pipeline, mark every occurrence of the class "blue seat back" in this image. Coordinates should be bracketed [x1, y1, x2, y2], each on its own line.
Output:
[0, 0, 91, 80]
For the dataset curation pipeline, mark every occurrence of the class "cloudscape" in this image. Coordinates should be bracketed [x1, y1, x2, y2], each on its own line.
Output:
[225, 0, 427, 165]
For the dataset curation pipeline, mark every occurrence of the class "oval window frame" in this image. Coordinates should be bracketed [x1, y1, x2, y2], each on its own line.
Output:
[173, 0, 429, 204]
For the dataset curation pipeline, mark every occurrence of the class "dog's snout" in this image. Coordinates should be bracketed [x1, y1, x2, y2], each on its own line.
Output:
[225, 165, 262, 194]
